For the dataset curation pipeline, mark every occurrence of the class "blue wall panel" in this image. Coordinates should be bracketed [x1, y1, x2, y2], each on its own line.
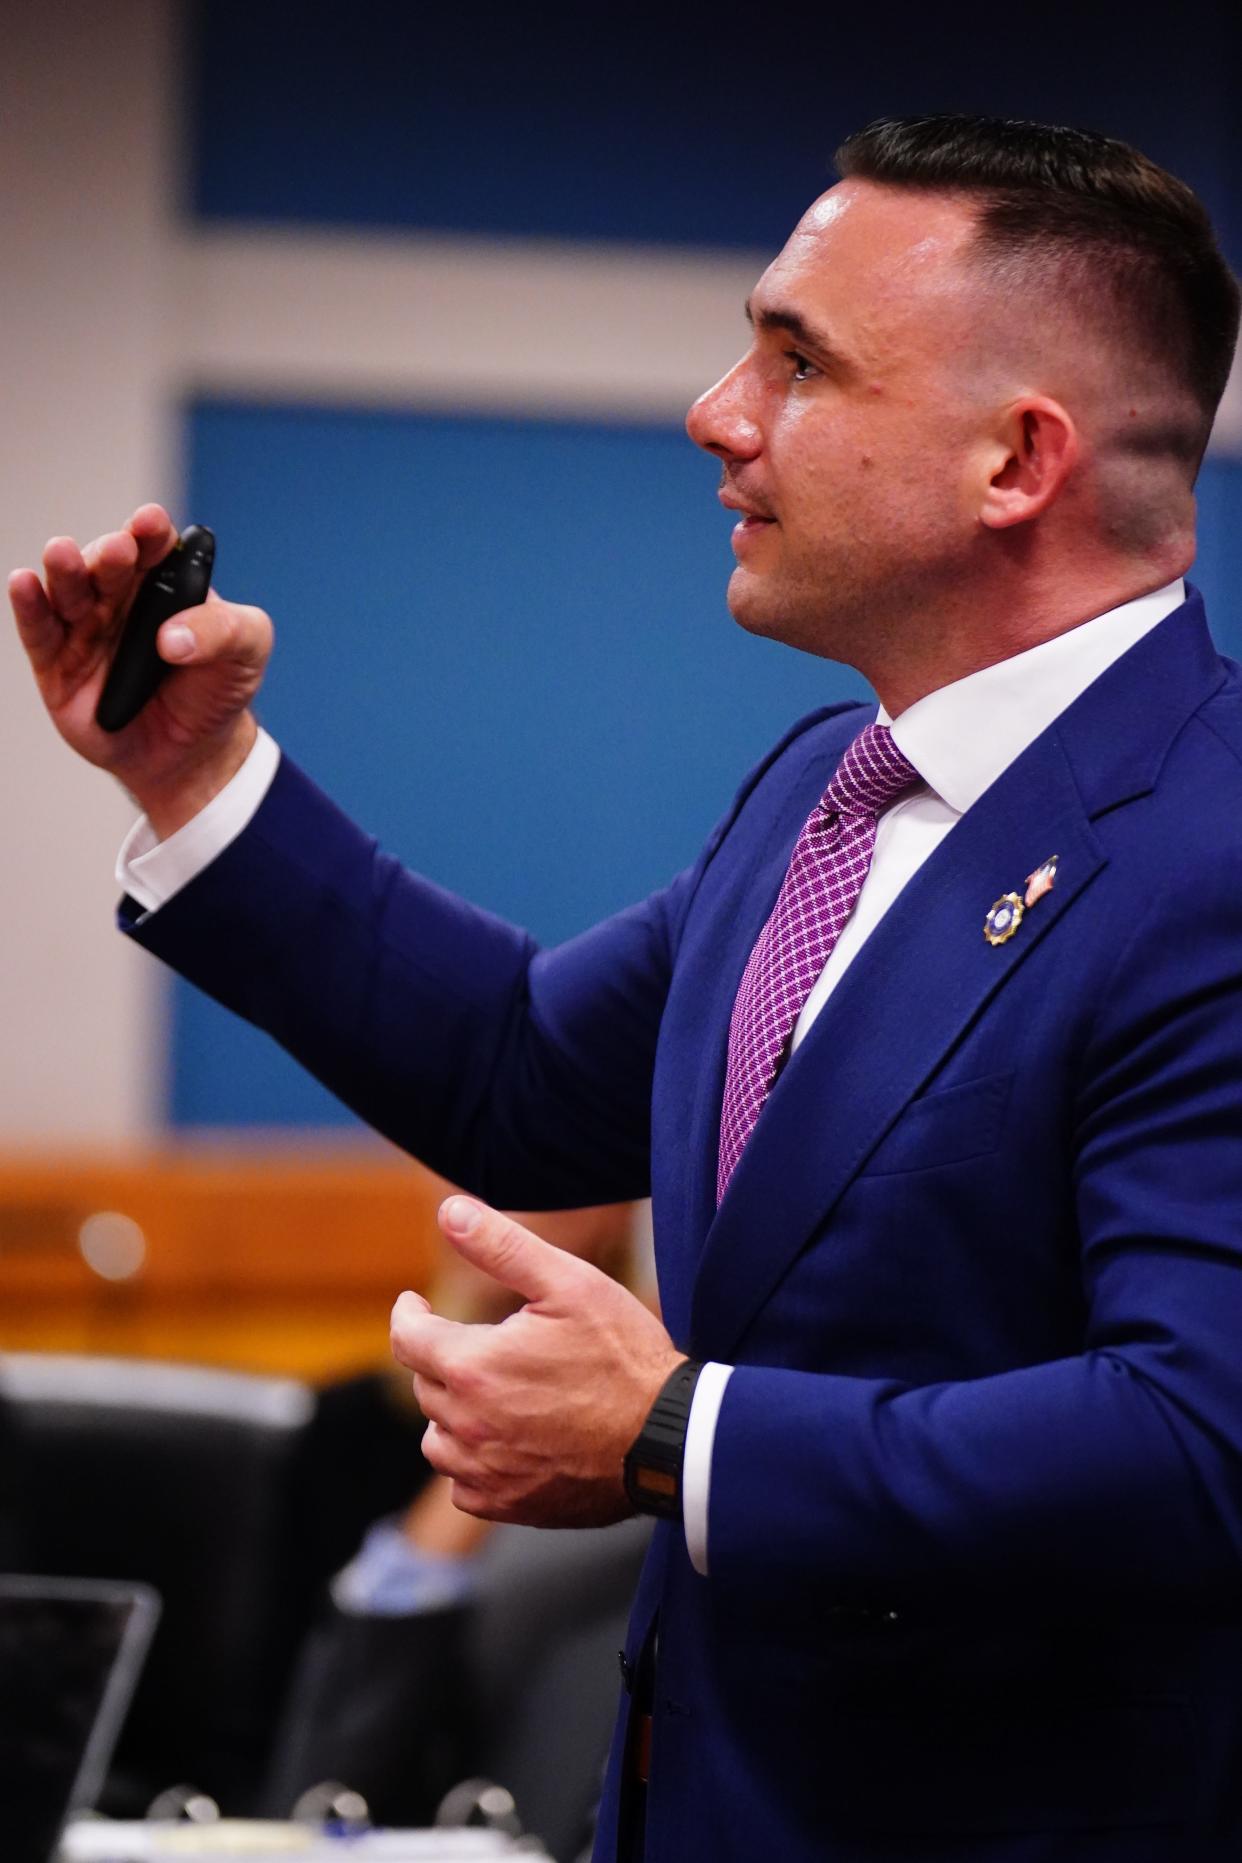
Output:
[172, 402, 871, 1126]
[1193, 459, 1242, 658]
[188, 1, 1240, 263]
[173, 409, 1241, 1128]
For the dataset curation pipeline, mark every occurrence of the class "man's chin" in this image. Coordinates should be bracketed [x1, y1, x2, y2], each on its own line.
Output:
[726, 566, 786, 641]
[726, 566, 856, 663]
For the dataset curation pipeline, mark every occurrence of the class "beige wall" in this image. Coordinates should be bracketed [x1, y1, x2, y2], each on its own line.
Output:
[0, 2, 177, 1144]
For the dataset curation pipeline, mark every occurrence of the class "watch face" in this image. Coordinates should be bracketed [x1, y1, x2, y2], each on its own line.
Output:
[624, 1460, 680, 1518]
[633, 1465, 678, 1504]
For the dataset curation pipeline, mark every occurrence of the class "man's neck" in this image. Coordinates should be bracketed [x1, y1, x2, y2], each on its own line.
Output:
[873, 561, 1191, 719]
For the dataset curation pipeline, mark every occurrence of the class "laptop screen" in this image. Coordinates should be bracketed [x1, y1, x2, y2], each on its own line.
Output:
[0, 1576, 159, 1863]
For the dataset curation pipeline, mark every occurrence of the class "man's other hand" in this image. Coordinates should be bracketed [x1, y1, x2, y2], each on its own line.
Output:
[391, 1197, 683, 1528]
[8, 503, 272, 837]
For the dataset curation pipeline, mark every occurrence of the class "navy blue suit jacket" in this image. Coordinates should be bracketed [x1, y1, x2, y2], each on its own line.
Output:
[126, 590, 1242, 1860]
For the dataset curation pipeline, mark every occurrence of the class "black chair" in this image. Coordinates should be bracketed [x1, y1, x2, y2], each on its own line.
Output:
[1, 1353, 646, 1854]
[0, 1352, 315, 1813]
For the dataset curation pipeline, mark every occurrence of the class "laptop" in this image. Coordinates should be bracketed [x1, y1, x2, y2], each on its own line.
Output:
[0, 1575, 160, 1863]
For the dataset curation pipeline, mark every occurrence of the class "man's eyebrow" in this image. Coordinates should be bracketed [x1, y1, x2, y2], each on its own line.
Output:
[744, 296, 849, 365]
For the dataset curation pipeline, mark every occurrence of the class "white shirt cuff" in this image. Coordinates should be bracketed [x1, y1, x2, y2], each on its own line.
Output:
[682, 1359, 732, 1577]
[116, 727, 281, 914]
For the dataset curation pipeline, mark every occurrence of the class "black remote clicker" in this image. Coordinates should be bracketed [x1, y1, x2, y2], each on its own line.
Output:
[95, 525, 216, 733]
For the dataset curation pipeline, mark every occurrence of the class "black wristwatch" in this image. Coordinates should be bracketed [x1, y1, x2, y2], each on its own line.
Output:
[623, 1358, 704, 1519]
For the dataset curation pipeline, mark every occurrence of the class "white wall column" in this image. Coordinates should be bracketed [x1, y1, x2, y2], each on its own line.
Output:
[0, 1, 177, 1143]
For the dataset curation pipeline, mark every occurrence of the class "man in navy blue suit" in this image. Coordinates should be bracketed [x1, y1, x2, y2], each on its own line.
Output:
[11, 117, 1242, 1858]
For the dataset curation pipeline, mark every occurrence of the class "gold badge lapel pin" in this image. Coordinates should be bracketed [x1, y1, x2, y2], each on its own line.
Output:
[983, 893, 1024, 946]
[984, 856, 1058, 947]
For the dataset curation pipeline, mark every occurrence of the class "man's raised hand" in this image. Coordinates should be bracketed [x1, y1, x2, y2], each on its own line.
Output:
[391, 1196, 683, 1528]
[8, 503, 273, 836]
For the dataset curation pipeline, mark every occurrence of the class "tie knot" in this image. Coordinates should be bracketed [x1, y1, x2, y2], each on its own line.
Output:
[821, 721, 919, 820]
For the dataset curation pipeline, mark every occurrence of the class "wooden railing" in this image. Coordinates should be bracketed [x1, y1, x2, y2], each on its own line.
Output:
[0, 1144, 449, 1380]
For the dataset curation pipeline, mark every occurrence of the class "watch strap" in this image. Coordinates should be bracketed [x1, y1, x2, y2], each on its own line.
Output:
[623, 1358, 704, 1519]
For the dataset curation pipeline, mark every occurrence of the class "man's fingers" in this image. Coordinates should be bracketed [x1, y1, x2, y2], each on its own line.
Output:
[390, 1289, 466, 1383]
[16, 511, 175, 662]
[42, 535, 95, 625]
[9, 569, 64, 673]
[446, 1485, 492, 1519]
[155, 591, 273, 672]
[127, 503, 179, 570]
[421, 1418, 472, 1480]
[413, 1372, 486, 1446]
[420, 1425, 500, 1519]
[438, 1196, 588, 1305]
[411, 1370, 446, 1415]
[82, 529, 140, 602]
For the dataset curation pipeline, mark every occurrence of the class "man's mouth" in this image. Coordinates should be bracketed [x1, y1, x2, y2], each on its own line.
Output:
[718, 489, 777, 532]
[719, 485, 777, 566]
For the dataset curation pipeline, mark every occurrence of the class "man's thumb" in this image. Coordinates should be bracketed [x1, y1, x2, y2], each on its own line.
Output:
[439, 1196, 574, 1304]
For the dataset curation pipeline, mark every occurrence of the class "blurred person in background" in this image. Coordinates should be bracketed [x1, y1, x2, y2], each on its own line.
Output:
[268, 1203, 650, 1861]
[11, 113, 1242, 1861]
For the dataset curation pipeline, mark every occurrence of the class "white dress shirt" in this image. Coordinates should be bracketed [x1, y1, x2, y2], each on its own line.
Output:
[117, 580, 1186, 1573]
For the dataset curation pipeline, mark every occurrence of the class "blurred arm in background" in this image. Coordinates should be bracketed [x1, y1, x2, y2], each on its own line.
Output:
[264, 1201, 652, 1854]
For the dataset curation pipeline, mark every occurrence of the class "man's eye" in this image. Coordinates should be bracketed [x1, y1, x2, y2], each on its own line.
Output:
[786, 350, 816, 382]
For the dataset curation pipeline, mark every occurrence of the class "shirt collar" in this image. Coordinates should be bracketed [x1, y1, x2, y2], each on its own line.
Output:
[881, 580, 1186, 816]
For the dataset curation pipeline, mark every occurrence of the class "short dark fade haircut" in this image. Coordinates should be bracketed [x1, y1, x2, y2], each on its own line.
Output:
[836, 114, 1240, 465]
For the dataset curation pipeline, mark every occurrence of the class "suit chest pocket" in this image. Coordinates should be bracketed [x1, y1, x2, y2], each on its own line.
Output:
[859, 1070, 1014, 1177]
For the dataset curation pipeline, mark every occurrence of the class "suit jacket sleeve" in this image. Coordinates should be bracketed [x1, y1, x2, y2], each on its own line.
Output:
[119, 707, 849, 1211]
[129, 701, 852, 1209]
[122, 753, 699, 1207]
[706, 856, 1242, 1616]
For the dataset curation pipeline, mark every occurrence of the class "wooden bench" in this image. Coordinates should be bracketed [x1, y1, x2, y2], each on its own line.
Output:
[0, 1145, 447, 1379]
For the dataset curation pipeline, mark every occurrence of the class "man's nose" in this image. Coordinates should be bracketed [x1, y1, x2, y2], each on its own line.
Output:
[685, 359, 761, 462]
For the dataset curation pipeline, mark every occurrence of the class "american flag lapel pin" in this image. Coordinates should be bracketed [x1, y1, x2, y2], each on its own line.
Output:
[1024, 856, 1059, 909]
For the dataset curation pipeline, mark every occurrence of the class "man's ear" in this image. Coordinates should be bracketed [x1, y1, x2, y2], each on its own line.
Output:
[979, 396, 1079, 530]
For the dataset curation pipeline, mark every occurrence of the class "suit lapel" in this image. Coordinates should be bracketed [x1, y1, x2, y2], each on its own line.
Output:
[689, 724, 1104, 1358]
[686, 589, 1227, 1362]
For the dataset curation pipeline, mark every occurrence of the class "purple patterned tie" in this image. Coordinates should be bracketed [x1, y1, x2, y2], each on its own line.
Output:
[716, 722, 920, 1202]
